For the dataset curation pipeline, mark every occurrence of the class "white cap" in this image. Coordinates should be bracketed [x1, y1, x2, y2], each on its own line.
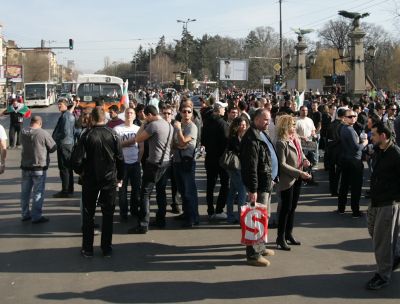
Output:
[213, 101, 228, 109]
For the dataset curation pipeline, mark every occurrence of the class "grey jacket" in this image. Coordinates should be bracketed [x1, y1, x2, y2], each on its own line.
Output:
[21, 127, 57, 171]
[276, 139, 306, 191]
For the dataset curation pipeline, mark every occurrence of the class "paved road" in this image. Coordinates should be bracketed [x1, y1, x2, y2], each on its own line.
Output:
[0, 105, 399, 303]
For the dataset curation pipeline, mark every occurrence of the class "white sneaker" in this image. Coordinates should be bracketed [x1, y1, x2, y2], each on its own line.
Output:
[213, 212, 227, 220]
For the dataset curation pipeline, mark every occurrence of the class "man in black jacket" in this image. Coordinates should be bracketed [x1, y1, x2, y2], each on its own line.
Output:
[201, 101, 230, 219]
[75, 107, 124, 258]
[337, 109, 367, 217]
[240, 109, 278, 267]
[366, 122, 400, 290]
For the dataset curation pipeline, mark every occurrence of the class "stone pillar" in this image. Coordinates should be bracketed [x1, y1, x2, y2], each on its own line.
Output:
[295, 36, 307, 92]
[348, 27, 366, 96]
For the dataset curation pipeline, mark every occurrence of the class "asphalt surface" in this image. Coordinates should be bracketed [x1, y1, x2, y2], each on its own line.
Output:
[0, 105, 399, 304]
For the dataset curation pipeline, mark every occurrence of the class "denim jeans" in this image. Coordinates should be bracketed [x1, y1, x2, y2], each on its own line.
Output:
[226, 169, 247, 222]
[173, 161, 199, 224]
[118, 162, 141, 217]
[138, 163, 169, 228]
[20, 170, 47, 221]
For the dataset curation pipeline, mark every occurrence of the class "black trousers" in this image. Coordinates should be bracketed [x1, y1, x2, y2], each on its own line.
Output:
[278, 178, 302, 239]
[205, 157, 229, 215]
[338, 158, 363, 213]
[57, 144, 74, 193]
[81, 184, 116, 253]
[9, 123, 22, 147]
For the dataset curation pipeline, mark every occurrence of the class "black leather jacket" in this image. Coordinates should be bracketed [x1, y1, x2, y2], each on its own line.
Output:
[240, 125, 277, 194]
[78, 125, 124, 189]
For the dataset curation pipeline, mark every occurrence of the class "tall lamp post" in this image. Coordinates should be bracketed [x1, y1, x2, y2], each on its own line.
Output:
[177, 18, 196, 90]
[367, 45, 377, 87]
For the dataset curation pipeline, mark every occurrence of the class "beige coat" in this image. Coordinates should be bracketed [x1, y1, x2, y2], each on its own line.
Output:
[276, 139, 306, 191]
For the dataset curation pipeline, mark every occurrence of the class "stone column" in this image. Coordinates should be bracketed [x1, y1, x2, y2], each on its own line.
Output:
[295, 36, 307, 92]
[348, 27, 366, 96]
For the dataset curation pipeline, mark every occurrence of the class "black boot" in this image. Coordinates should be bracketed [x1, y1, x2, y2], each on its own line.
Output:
[286, 234, 301, 245]
[276, 236, 291, 251]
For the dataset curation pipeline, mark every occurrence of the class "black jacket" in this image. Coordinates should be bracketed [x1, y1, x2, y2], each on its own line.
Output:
[370, 141, 400, 207]
[76, 125, 124, 189]
[201, 113, 229, 161]
[240, 125, 277, 194]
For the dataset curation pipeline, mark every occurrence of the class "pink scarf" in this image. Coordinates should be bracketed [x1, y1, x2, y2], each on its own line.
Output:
[290, 137, 302, 169]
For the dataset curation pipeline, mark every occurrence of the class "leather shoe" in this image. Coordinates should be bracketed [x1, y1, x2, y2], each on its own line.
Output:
[286, 235, 301, 245]
[276, 238, 291, 251]
[247, 256, 270, 267]
[81, 249, 94, 258]
[366, 273, 389, 290]
[32, 217, 49, 224]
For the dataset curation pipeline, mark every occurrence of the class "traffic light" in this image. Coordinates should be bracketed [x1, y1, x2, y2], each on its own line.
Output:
[69, 39, 74, 50]
[275, 74, 283, 84]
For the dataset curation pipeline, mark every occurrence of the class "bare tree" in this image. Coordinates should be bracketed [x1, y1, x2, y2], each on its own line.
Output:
[318, 18, 352, 55]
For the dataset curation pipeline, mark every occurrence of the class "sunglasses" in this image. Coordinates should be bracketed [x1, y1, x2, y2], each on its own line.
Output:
[181, 110, 192, 114]
[163, 112, 172, 115]
[346, 115, 357, 118]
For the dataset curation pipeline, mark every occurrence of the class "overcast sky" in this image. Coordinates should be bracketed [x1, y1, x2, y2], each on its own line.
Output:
[1, 0, 398, 73]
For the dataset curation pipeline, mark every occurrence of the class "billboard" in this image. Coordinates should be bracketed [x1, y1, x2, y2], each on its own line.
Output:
[6, 65, 23, 83]
[219, 59, 248, 81]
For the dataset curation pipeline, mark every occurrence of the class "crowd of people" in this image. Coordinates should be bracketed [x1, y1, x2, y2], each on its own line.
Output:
[0, 88, 400, 290]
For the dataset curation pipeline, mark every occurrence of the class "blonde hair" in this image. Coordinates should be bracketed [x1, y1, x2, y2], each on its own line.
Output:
[276, 114, 296, 141]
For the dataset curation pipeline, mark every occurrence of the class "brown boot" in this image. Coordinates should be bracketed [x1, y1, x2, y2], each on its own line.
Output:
[247, 256, 271, 267]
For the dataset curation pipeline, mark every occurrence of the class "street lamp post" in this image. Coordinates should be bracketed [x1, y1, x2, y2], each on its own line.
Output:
[367, 45, 377, 87]
[177, 18, 196, 91]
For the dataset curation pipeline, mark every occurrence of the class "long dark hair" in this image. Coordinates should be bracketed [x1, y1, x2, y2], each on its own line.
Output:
[229, 116, 249, 137]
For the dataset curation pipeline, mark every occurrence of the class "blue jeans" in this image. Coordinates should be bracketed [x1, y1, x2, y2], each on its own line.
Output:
[118, 162, 141, 217]
[138, 163, 169, 228]
[173, 161, 199, 224]
[226, 169, 247, 222]
[20, 170, 47, 221]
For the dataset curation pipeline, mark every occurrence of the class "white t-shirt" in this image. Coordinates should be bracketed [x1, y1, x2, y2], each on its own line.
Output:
[296, 117, 315, 139]
[114, 124, 140, 164]
[0, 124, 7, 141]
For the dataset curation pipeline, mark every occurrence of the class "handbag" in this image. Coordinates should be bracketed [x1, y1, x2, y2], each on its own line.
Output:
[300, 138, 317, 151]
[240, 202, 268, 245]
[219, 149, 241, 170]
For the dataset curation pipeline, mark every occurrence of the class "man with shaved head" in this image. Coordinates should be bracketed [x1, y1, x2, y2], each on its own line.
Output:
[20, 115, 57, 223]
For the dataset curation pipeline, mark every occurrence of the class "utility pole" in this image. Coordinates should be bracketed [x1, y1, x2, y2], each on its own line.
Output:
[279, 0, 283, 80]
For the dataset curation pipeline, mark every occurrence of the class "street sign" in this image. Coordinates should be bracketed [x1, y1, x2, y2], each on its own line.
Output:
[273, 63, 281, 72]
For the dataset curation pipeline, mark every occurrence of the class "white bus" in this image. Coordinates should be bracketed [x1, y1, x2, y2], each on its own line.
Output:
[76, 74, 124, 110]
[24, 82, 57, 107]
[61, 81, 77, 94]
